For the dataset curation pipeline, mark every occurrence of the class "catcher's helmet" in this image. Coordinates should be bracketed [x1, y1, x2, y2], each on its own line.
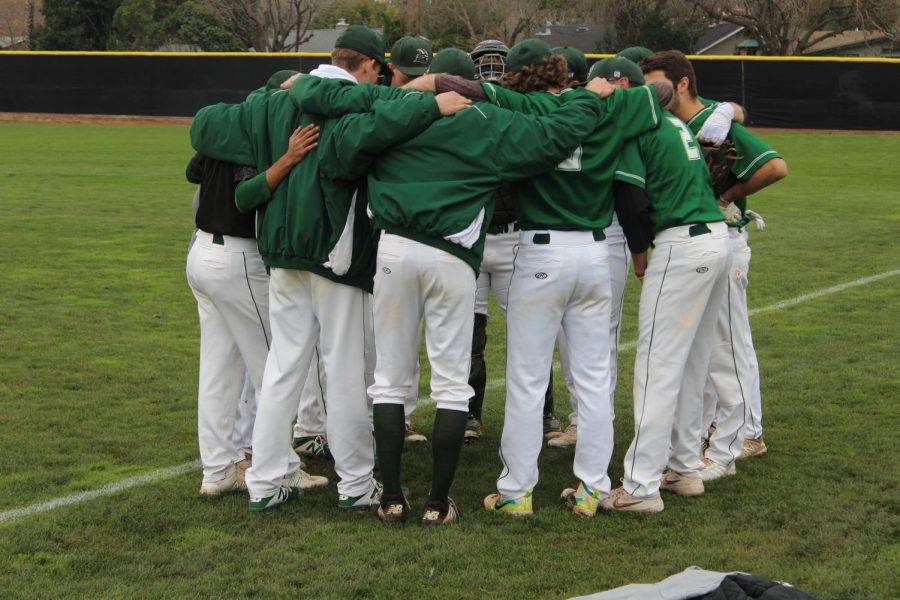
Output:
[470, 39, 509, 82]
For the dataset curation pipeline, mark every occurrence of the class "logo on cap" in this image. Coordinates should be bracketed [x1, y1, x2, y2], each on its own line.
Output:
[613, 70, 622, 78]
[414, 48, 430, 65]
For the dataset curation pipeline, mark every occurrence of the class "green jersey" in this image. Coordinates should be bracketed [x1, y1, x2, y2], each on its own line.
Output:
[292, 76, 605, 274]
[615, 112, 724, 233]
[480, 82, 662, 231]
[686, 103, 781, 225]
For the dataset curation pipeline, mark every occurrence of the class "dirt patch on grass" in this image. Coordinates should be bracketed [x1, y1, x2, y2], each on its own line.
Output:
[0, 112, 191, 127]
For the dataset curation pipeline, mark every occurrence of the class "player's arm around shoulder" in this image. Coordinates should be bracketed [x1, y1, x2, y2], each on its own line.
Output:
[289, 75, 408, 117]
[491, 91, 603, 180]
[600, 83, 668, 139]
[190, 92, 269, 167]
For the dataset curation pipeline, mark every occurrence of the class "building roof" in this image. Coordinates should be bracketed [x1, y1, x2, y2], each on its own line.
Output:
[286, 27, 383, 53]
[530, 24, 611, 54]
[802, 29, 892, 55]
[694, 23, 745, 54]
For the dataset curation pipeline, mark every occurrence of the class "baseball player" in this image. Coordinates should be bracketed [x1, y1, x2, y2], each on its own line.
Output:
[547, 57, 647, 451]
[601, 88, 732, 513]
[640, 51, 787, 477]
[409, 39, 671, 516]
[191, 25, 424, 512]
[291, 62, 616, 524]
[463, 39, 563, 443]
[185, 151, 268, 496]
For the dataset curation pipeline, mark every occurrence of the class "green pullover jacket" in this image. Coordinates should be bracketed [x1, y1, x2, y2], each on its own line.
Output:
[190, 82, 442, 292]
[290, 76, 606, 274]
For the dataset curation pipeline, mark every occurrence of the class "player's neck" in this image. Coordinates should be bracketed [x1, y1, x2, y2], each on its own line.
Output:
[676, 95, 704, 123]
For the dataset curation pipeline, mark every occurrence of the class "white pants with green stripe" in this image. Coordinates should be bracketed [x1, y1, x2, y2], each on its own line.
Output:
[703, 229, 763, 464]
[498, 230, 613, 500]
[187, 231, 270, 484]
[622, 221, 731, 498]
[246, 268, 375, 499]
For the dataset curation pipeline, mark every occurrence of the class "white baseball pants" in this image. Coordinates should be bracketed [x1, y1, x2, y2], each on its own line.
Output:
[474, 230, 519, 315]
[498, 230, 613, 499]
[623, 221, 731, 498]
[186, 230, 270, 483]
[233, 372, 256, 457]
[246, 268, 374, 498]
[368, 234, 475, 413]
[293, 347, 327, 438]
[558, 216, 630, 426]
[704, 229, 763, 464]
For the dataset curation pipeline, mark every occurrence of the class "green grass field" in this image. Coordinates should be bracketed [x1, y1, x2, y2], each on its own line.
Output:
[0, 123, 898, 599]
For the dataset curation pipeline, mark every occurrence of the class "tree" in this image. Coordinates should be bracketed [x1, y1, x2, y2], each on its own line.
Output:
[689, 0, 900, 55]
[596, 0, 710, 54]
[36, 0, 123, 50]
[311, 0, 409, 46]
[163, 0, 243, 50]
[204, 0, 318, 52]
[109, 0, 160, 49]
[423, 0, 555, 49]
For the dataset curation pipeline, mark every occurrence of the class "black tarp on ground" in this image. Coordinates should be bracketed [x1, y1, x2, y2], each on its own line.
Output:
[0, 53, 897, 130]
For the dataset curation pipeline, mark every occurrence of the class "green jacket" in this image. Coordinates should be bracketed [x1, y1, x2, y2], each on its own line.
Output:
[291, 77, 606, 274]
[190, 83, 441, 292]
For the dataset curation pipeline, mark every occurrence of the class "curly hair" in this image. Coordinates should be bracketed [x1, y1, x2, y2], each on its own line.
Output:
[500, 55, 568, 93]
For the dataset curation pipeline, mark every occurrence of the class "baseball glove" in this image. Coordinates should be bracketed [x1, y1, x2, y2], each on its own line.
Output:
[701, 138, 741, 199]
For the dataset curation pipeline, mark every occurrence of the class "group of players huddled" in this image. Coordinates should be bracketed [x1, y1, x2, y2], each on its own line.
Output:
[185, 25, 787, 524]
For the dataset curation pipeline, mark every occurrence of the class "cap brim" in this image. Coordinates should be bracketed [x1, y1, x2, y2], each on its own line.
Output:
[398, 65, 428, 76]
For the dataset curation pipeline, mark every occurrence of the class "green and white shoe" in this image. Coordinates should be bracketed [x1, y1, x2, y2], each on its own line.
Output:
[292, 434, 332, 459]
[248, 485, 302, 512]
[483, 490, 533, 516]
[560, 481, 602, 517]
[338, 481, 383, 510]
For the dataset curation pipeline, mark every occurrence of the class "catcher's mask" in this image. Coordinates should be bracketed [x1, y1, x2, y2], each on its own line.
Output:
[471, 39, 509, 82]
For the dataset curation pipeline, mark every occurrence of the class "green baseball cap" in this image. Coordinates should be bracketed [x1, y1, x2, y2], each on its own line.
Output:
[390, 35, 433, 76]
[506, 38, 552, 73]
[617, 46, 653, 64]
[552, 46, 588, 83]
[265, 70, 299, 90]
[334, 25, 386, 66]
[428, 48, 476, 80]
[588, 56, 645, 86]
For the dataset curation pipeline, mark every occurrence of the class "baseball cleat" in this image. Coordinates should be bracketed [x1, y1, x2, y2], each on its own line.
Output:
[377, 493, 411, 524]
[293, 434, 332, 459]
[248, 485, 302, 512]
[543, 413, 562, 440]
[560, 481, 603, 518]
[404, 424, 427, 443]
[698, 457, 737, 482]
[483, 490, 533, 516]
[547, 424, 577, 448]
[284, 468, 329, 491]
[660, 470, 705, 496]
[420, 497, 460, 526]
[599, 487, 664, 513]
[464, 414, 482, 443]
[338, 480, 383, 510]
[739, 437, 768, 459]
[199, 466, 247, 496]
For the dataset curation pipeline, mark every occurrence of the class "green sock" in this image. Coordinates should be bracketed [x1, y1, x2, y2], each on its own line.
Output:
[429, 408, 467, 504]
[373, 404, 405, 497]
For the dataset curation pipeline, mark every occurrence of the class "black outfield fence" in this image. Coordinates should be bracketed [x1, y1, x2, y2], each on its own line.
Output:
[1, 51, 898, 130]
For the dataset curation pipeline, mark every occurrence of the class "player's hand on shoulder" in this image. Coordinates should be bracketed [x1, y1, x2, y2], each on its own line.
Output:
[435, 91, 472, 116]
[286, 124, 319, 164]
[281, 73, 302, 90]
[585, 77, 615, 99]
